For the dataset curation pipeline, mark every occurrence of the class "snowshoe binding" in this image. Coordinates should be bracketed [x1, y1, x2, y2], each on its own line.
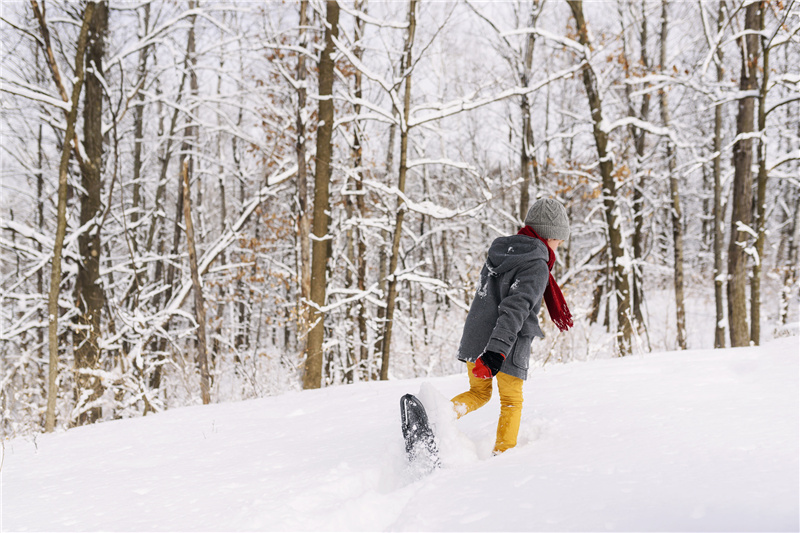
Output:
[400, 393, 441, 471]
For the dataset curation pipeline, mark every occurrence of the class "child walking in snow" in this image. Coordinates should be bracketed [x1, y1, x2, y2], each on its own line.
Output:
[451, 198, 573, 454]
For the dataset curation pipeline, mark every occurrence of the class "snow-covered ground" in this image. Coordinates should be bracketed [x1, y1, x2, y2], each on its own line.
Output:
[2, 336, 798, 532]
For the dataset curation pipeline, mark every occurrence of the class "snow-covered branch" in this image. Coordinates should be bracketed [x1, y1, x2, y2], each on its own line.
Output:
[409, 62, 585, 127]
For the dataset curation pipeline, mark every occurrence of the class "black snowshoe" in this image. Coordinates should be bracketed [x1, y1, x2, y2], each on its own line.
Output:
[400, 393, 440, 471]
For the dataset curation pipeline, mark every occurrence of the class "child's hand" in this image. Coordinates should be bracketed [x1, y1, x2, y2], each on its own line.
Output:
[472, 351, 505, 379]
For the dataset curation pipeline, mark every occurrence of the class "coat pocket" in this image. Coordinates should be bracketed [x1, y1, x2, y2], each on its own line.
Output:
[510, 336, 533, 370]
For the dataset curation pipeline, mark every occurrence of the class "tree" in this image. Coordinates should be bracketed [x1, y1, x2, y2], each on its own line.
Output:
[621, 0, 651, 341]
[658, 0, 686, 350]
[380, 0, 417, 380]
[304, 0, 340, 389]
[130, 2, 151, 244]
[73, 0, 108, 424]
[567, 0, 633, 356]
[465, 0, 544, 221]
[31, 0, 97, 432]
[750, 1, 797, 345]
[727, 1, 760, 348]
[182, 161, 211, 404]
[2, 0, 797, 437]
[712, 0, 726, 349]
[750, 1, 767, 346]
[295, 0, 312, 367]
[349, 0, 370, 381]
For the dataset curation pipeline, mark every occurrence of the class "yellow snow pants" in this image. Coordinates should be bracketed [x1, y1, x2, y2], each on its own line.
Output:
[451, 362, 524, 454]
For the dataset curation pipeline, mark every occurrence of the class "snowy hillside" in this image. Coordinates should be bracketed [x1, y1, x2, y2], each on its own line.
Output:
[3, 336, 798, 532]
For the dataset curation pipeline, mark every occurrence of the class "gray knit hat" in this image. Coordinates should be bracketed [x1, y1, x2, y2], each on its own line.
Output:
[524, 198, 570, 241]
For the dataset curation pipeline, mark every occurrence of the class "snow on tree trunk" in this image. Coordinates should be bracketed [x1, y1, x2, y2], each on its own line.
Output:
[304, 0, 339, 390]
[380, 0, 417, 381]
[33, 0, 96, 432]
[750, 3, 768, 347]
[727, 1, 760, 348]
[74, 0, 108, 425]
[712, 0, 726, 349]
[659, 0, 687, 351]
[567, 0, 633, 356]
[182, 161, 211, 405]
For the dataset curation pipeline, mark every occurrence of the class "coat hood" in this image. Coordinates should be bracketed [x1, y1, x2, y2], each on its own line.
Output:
[485, 234, 549, 276]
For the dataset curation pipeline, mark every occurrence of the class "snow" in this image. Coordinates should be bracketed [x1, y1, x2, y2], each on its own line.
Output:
[2, 337, 798, 532]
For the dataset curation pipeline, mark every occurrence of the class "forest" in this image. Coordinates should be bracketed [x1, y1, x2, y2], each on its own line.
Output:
[1, 0, 798, 438]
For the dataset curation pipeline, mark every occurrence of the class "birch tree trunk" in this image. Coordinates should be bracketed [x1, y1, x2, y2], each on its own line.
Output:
[380, 0, 417, 380]
[304, 0, 339, 389]
[567, 0, 633, 356]
[39, 1, 95, 432]
[74, 0, 108, 425]
[727, 1, 760, 348]
[658, 0, 686, 350]
[182, 161, 211, 405]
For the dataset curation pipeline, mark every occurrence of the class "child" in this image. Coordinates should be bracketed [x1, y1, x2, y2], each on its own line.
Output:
[452, 198, 573, 454]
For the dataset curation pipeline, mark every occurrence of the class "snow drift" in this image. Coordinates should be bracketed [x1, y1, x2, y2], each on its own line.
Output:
[2, 336, 798, 532]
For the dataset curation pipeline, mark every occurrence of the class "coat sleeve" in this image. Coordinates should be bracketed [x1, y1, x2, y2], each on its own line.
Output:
[484, 259, 549, 355]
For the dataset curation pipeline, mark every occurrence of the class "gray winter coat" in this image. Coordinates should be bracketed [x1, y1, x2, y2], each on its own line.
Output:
[457, 234, 550, 380]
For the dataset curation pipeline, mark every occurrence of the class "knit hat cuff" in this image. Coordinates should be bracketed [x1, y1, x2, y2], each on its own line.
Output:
[529, 223, 570, 241]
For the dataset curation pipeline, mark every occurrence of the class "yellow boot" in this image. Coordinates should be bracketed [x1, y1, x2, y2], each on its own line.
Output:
[451, 362, 492, 418]
[493, 371, 524, 454]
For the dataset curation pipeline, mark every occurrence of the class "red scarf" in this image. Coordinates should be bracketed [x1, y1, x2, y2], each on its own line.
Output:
[517, 226, 573, 332]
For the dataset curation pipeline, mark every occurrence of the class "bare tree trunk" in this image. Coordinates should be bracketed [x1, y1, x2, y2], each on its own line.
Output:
[353, 0, 369, 381]
[373, 105, 397, 379]
[780, 190, 800, 324]
[130, 2, 150, 239]
[40, 1, 95, 432]
[30, 0, 88, 173]
[164, 0, 199, 337]
[122, 2, 151, 313]
[304, 0, 339, 389]
[182, 161, 211, 404]
[568, 0, 633, 356]
[73, 0, 108, 426]
[518, 1, 541, 220]
[154, 1, 199, 385]
[589, 265, 605, 325]
[713, 0, 726, 348]
[380, 0, 417, 380]
[212, 40, 227, 360]
[659, 0, 686, 350]
[750, 3, 768, 346]
[344, 167, 356, 383]
[344, 0, 370, 380]
[145, 60, 188, 257]
[727, 1, 760, 348]
[295, 0, 312, 363]
[36, 62, 46, 389]
[146, 56, 189, 390]
[628, 0, 650, 340]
